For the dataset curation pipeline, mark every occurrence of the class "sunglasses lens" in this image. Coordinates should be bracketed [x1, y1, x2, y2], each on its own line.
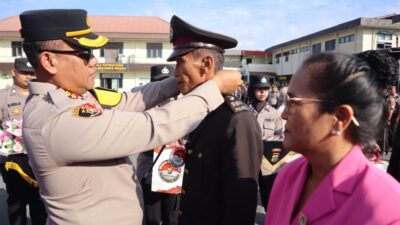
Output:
[79, 50, 93, 63]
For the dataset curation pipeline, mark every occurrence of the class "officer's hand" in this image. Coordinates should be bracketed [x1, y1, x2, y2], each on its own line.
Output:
[212, 70, 243, 94]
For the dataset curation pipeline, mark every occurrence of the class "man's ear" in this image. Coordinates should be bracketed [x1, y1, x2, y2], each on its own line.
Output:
[201, 55, 214, 75]
[39, 52, 57, 75]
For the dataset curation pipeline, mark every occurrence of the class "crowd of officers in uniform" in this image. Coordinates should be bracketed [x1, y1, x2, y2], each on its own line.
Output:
[0, 8, 399, 225]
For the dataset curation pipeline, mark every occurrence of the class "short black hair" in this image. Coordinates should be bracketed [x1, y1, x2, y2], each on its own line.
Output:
[22, 40, 63, 68]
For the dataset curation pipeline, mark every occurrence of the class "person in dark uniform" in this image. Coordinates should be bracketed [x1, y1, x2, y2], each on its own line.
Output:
[0, 58, 47, 225]
[166, 15, 263, 225]
[136, 65, 180, 225]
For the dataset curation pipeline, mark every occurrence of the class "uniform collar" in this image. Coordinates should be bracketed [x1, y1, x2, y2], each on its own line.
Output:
[28, 81, 58, 95]
[10, 85, 29, 98]
[28, 82, 88, 99]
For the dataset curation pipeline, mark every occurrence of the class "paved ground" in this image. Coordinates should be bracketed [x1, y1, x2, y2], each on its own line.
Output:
[1, 153, 391, 225]
[0, 154, 266, 225]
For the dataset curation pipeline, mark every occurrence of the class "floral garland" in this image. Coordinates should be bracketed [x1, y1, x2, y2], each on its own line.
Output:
[0, 119, 26, 156]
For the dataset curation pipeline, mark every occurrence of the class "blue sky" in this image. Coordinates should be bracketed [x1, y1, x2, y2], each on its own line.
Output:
[0, 0, 399, 50]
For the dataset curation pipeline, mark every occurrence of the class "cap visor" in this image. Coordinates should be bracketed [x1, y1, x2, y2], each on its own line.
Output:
[251, 84, 270, 88]
[167, 48, 194, 62]
[63, 32, 108, 49]
[18, 68, 35, 73]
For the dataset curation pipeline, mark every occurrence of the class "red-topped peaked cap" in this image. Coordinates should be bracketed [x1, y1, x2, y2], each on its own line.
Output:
[167, 15, 238, 62]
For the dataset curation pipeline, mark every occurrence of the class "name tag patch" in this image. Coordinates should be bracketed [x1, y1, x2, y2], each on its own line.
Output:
[72, 103, 103, 118]
[8, 102, 21, 107]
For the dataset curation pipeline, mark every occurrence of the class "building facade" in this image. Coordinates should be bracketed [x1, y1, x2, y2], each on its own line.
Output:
[225, 50, 276, 84]
[267, 14, 400, 86]
[0, 14, 274, 90]
[0, 15, 174, 90]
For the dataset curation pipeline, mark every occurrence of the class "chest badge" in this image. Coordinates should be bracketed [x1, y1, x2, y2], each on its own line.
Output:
[158, 160, 182, 183]
[72, 103, 103, 118]
[11, 108, 22, 115]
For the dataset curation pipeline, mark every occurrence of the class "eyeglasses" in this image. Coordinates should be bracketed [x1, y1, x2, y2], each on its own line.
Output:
[39, 49, 93, 64]
[286, 96, 325, 109]
[285, 96, 360, 127]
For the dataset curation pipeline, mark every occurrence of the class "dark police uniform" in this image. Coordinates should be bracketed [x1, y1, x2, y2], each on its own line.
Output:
[136, 65, 181, 225]
[166, 15, 263, 225]
[0, 58, 47, 225]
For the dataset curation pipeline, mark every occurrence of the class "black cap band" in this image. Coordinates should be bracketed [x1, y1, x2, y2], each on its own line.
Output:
[173, 42, 225, 53]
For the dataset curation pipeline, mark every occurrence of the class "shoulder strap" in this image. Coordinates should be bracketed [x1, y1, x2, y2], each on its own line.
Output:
[224, 95, 252, 113]
[90, 87, 122, 109]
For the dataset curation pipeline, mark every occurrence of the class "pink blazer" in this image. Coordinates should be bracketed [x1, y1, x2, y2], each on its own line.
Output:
[265, 145, 400, 225]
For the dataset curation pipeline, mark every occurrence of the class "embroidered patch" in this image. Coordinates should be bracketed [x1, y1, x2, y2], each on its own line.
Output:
[72, 103, 103, 118]
[11, 108, 22, 115]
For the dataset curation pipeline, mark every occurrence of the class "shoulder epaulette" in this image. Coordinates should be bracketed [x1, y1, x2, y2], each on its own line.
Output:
[224, 95, 252, 113]
[90, 87, 122, 108]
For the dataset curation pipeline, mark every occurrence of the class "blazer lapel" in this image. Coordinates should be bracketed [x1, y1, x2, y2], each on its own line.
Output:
[300, 176, 337, 224]
[297, 145, 364, 224]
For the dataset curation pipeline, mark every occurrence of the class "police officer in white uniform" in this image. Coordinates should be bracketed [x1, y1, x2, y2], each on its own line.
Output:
[0, 58, 47, 225]
[19, 9, 241, 225]
[247, 75, 284, 211]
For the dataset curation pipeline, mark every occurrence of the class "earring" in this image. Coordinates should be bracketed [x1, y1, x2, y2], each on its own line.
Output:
[331, 130, 341, 136]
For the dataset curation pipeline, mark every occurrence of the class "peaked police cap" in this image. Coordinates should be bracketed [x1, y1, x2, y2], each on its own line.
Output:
[167, 15, 237, 62]
[151, 65, 174, 82]
[19, 9, 108, 49]
[249, 74, 270, 88]
[14, 58, 34, 73]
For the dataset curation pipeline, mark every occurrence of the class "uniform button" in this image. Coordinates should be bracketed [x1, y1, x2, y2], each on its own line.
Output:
[187, 149, 193, 155]
[184, 169, 189, 174]
[298, 212, 307, 225]
[197, 153, 203, 158]
[181, 189, 186, 195]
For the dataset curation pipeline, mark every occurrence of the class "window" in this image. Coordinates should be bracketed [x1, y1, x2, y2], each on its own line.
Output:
[377, 42, 392, 49]
[291, 49, 298, 54]
[246, 58, 252, 64]
[339, 34, 356, 44]
[12, 41, 23, 57]
[377, 31, 392, 41]
[100, 73, 123, 90]
[275, 53, 281, 64]
[299, 46, 310, 53]
[147, 43, 162, 58]
[102, 42, 123, 63]
[325, 39, 336, 51]
[312, 43, 321, 53]
[283, 51, 290, 62]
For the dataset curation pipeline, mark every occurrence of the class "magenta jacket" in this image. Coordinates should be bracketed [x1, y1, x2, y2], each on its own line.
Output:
[265, 145, 400, 225]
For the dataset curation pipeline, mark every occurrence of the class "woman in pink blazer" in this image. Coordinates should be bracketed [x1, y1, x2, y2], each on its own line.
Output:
[265, 51, 400, 225]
